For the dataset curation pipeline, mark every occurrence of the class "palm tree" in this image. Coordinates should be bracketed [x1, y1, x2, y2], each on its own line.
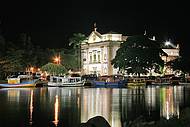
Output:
[69, 33, 87, 71]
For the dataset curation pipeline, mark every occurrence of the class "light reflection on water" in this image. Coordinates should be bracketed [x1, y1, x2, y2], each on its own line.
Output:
[29, 90, 33, 125]
[52, 95, 59, 126]
[0, 85, 190, 127]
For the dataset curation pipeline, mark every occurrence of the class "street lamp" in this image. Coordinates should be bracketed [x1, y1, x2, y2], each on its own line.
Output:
[54, 57, 58, 64]
[30, 67, 34, 73]
[54, 56, 60, 64]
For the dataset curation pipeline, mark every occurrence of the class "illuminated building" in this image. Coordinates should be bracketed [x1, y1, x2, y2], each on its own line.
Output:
[162, 44, 180, 75]
[81, 26, 180, 76]
[81, 24, 127, 76]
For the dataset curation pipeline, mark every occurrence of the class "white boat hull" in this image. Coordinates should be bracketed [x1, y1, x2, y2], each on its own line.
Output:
[48, 81, 85, 87]
[47, 76, 85, 87]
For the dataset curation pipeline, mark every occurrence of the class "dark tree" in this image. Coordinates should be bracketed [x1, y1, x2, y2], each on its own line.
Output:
[170, 56, 190, 74]
[112, 35, 167, 77]
[69, 33, 87, 71]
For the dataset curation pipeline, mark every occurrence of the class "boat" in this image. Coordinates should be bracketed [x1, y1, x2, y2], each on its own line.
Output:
[0, 82, 36, 88]
[127, 77, 147, 87]
[146, 76, 181, 86]
[92, 75, 127, 88]
[0, 75, 37, 88]
[47, 76, 85, 87]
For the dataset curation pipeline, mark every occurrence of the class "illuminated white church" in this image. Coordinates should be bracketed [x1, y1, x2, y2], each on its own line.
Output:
[81, 25, 179, 76]
[81, 25, 127, 76]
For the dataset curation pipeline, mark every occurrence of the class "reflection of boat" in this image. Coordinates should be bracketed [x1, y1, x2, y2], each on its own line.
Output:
[92, 75, 127, 88]
[48, 76, 85, 87]
[0, 75, 36, 88]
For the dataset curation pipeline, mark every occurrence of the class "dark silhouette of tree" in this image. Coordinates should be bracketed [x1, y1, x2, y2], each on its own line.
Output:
[0, 35, 6, 56]
[169, 56, 190, 74]
[112, 35, 167, 77]
[0, 33, 51, 79]
[69, 33, 87, 71]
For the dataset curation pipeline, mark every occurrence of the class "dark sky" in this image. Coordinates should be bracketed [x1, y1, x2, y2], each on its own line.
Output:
[0, 1, 189, 54]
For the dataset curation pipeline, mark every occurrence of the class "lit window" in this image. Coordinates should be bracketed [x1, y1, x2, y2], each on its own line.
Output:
[89, 52, 92, 63]
[93, 53, 96, 62]
[98, 51, 101, 62]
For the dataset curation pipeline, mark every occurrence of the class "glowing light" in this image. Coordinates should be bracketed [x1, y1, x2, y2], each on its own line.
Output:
[165, 41, 177, 48]
[54, 57, 59, 62]
[30, 67, 34, 73]
[53, 56, 61, 64]
[165, 41, 171, 46]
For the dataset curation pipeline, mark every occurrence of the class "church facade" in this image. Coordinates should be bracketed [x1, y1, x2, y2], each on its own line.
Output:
[81, 27, 127, 76]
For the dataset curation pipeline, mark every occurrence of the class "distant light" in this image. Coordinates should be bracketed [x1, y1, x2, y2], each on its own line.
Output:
[30, 67, 34, 71]
[54, 57, 59, 62]
[30, 67, 34, 73]
[165, 41, 171, 46]
[54, 56, 60, 64]
[165, 41, 177, 48]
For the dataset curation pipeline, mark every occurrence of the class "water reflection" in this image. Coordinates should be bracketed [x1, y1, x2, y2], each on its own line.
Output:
[7, 89, 20, 103]
[0, 85, 190, 127]
[29, 90, 33, 125]
[53, 95, 59, 126]
[160, 86, 183, 119]
[47, 87, 81, 127]
[80, 88, 121, 127]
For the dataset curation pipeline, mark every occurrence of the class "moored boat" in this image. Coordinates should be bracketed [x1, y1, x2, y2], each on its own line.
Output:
[47, 76, 85, 87]
[0, 75, 37, 88]
[92, 75, 127, 88]
[0, 82, 36, 88]
[127, 77, 146, 87]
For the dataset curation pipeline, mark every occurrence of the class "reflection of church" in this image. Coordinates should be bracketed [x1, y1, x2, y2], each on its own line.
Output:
[81, 25, 180, 76]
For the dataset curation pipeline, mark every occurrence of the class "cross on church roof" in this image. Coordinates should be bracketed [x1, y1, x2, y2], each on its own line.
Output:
[94, 22, 97, 32]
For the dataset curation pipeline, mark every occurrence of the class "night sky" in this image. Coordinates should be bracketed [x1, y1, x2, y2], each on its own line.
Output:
[0, 1, 188, 54]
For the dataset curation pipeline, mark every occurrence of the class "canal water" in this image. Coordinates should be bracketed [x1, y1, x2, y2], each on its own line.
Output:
[0, 85, 190, 127]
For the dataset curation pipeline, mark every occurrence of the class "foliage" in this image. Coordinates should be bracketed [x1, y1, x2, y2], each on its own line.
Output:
[112, 35, 166, 76]
[69, 33, 87, 70]
[169, 56, 190, 73]
[0, 35, 6, 56]
[2, 50, 25, 72]
[61, 53, 78, 70]
[69, 33, 86, 48]
[0, 33, 50, 79]
[41, 63, 67, 75]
